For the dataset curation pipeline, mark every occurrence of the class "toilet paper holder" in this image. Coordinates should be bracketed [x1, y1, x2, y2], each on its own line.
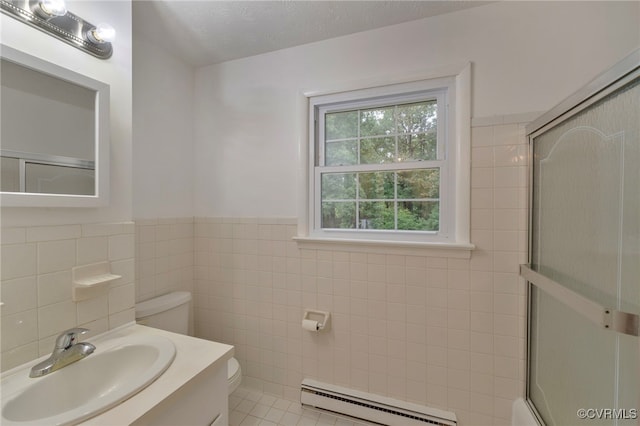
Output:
[303, 309, 331, 331]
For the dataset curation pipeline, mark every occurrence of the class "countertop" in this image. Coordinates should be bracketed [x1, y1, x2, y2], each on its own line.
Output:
[80, 323, 233, 425]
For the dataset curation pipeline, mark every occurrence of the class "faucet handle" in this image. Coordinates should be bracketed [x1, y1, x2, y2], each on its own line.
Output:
[54, 327, 89, 350]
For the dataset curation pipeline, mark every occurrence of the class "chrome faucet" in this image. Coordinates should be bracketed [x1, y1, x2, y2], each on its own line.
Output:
[29, 328, 96, 378]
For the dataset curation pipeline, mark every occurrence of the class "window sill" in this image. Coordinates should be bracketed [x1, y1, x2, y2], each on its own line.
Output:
[293, 236, 475, 258]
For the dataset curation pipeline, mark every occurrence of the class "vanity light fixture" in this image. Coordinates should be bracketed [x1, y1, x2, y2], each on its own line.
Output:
[86, 23, 116, 45]
[35, 0, 67, 18]
[0, 0, 114, 59]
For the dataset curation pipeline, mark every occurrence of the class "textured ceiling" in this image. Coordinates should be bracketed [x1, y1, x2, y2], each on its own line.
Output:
[133, 1, 491, 67]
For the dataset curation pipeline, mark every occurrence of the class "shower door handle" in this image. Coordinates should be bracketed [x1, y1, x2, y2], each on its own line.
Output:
[520, 264, 639, 337]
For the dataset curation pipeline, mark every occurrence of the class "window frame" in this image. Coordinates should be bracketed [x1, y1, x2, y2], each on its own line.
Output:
[295, 64, 473, 254]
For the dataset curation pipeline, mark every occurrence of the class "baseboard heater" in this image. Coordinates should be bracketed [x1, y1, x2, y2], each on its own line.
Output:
[301, 379, 457, 426]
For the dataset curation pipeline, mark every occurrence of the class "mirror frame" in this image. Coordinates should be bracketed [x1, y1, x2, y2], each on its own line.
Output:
[0, 44, 110, 207]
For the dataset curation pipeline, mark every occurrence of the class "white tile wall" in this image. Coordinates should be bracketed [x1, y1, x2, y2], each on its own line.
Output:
[134, 218, 194, 303]
[191, 122, 529, 426]
[1, 222, 136, 371]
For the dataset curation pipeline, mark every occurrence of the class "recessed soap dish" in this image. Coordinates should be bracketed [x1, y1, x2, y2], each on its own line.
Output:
[72, 261, 121, 301]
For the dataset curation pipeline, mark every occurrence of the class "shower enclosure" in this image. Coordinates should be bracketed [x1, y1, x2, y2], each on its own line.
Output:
[522, 49, 639, 425]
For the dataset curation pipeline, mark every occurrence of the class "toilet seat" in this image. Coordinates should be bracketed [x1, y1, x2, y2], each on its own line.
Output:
[227, 357, 242, 394]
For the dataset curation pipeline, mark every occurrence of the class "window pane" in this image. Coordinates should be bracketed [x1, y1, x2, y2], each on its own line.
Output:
[322, 202, 356, 229]
[396, 101, 437, 134]
[360, 107, 395, 137]
[360, 137, 395, 164]
[358, 172, 394, 199]
[322, 173, 356, 200]
[316, 89, 449, 236]
[326, 140, 357, 166]
[359, 201, 394, 229]
[397, 169, 439, 199]
[398, 132, 437, 162]
[326, 111, 358, 140]
[398, 201, 439, 231]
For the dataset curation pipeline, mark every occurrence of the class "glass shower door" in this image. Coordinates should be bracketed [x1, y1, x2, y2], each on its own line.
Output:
[525, 52, 639, 425]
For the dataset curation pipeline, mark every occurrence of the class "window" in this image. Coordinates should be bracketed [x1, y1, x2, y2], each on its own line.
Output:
[299, 65, 472, 250]
[318, 93, 445, 234]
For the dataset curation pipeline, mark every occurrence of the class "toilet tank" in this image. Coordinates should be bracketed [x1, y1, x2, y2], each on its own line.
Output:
[135, 291, 192, 335]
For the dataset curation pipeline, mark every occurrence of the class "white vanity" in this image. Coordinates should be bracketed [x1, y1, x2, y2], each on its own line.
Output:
[1, 324, 234, 426]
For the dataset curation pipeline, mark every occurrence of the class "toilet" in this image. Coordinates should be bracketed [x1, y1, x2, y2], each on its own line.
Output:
[135, 291, 242, 394]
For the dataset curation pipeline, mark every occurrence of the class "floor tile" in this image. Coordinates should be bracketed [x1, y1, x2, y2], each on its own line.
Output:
[229, 387, 374, 426]
[280, 412, 301, 425]
[236, 399, 258, 414]
[264, 407, 285, 423]
[240, 415, 261, 426]
[250, 403, 272, 418]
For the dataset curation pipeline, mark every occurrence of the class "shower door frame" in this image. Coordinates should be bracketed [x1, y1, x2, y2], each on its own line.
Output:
[522, 48, 640, 425]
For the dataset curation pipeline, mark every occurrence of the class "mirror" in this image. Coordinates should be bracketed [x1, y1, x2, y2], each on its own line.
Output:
[0, 44, 109, 207]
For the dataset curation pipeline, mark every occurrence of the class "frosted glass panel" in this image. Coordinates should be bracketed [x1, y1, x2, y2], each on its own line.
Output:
[529, 77, 639, 425]
[530, 289, 618, 425]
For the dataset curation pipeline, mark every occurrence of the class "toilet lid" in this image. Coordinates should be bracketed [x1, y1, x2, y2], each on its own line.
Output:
[228, 358, 240, 381]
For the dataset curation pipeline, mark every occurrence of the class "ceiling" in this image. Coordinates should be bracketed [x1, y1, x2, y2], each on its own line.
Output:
[133, 1, 491, 67]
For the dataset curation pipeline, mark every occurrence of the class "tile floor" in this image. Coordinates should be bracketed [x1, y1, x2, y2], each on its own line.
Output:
[229, 387, 376, 426]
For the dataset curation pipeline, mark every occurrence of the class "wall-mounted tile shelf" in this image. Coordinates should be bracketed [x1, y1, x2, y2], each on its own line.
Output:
[72, 261, 121, 302]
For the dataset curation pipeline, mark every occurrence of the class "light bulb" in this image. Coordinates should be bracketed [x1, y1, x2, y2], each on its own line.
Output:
[87, 23, 116, 44]
[37, 0, 67, 17]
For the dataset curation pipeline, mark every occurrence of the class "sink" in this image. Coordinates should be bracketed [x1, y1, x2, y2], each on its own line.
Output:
[1, 334, 176, 425]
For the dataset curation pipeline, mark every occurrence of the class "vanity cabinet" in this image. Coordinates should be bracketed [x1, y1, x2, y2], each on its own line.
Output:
[131, 363, 227, 426]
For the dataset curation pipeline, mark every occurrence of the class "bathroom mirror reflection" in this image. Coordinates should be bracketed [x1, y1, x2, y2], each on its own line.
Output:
[0, 45, 110, 207]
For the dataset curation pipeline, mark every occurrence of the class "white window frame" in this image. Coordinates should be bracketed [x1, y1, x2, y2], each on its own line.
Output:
[295, 63, 474, 255]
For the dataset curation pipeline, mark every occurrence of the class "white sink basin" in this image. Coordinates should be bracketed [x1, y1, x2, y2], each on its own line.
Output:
[1, 334, 176, 425]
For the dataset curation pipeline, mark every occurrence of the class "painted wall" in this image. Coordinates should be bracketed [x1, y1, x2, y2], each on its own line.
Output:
[131, 21, 197, 309]
[193, 1, 639, 218]
[132, 33, 194, 219]
[0, 0, 132, 226]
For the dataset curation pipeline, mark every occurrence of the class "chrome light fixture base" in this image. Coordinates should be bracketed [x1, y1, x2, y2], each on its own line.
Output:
[0, 0, 113, 59]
